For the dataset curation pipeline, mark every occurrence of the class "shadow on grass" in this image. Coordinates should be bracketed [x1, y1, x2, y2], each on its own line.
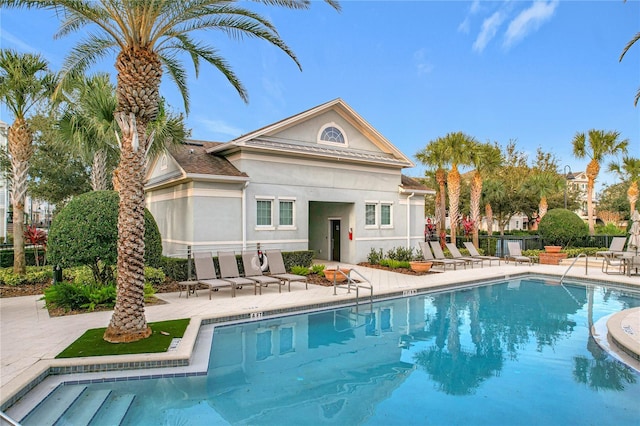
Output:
[56, 319, 190, 358]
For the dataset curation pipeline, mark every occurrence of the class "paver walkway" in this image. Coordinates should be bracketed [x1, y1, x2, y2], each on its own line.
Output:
[1, 261, 638, 411]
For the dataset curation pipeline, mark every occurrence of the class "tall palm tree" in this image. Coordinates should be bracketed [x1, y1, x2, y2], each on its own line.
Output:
[442, 132, 475, 243]
[572, 129, 628, 235]
[4, 0, 340, 343]
[607, 156, 640, 215]
[0, 49, 56, 274]
[416, 138, 449, 239]
[468, 142, 502, 247]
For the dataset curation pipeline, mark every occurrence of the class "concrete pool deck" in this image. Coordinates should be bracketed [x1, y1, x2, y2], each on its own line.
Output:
[1, 260, 639, 413]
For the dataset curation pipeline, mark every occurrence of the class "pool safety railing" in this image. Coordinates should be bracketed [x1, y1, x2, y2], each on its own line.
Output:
[559, 253, 588, 285]
[0, 410, 21, 426]
[331, 267, 373, 305]
[333, 305, 374, 333]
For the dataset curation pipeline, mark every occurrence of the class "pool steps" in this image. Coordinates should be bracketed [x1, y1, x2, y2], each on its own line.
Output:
[20, 387, 135, 426]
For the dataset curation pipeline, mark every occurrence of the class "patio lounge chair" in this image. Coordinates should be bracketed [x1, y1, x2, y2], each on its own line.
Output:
[601, 252, 626, 275]
[193, 251, 236, 299]
[218, 251, 263, 295]
[265, 249, 308, 291]
[241, 251, 285, 293]
[596, 236, 627, 261]
[506, 242, 534, 266]
[429, 241, 467, 270]
[446, 243, 483, 268]
[418, 241, 459, 270]
[463, 242, 501, 265]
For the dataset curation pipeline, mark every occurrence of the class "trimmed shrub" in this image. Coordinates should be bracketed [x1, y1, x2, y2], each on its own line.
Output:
[538, 208, 588, 247]
[47, 191, 163, 284]
[290, 265, 310, 276]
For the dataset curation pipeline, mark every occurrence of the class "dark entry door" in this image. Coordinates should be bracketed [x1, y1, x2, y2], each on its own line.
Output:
[331, 220, 341, 261]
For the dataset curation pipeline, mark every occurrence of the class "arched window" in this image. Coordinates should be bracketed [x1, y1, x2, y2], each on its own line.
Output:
[318, 123, 348, 145]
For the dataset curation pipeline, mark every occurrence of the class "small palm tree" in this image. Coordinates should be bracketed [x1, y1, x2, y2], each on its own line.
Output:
[607, 156, 640, 215]
[57, 73, 119, 190]
[416, 138, 449, 239]
[523, 171, 564, 223]
[468, 142, 502, 247]
[0, 49, 56, 274]
[572, 129, 628, 235]
[4, 0, 340, 343]
[442, 132, 475, 243]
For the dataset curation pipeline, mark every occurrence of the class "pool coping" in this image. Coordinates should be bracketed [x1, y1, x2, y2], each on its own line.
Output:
[2, 268, 639, 413]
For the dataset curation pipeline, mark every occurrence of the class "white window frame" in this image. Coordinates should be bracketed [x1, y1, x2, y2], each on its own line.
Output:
[278, 197, 296, 229]
[317, 122, 349, 147]
[365, 201, 377, 228]
[255, 196, 275, 230]
[380, 202, 393, 228]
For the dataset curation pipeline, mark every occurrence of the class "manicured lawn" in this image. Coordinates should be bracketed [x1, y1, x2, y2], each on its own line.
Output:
[56, 318, 190, 358]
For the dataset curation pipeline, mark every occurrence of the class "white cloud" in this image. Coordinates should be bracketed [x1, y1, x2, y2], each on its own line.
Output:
[473, 10, 507, 53]
[413, 48, 434, 75]
[458, 0, 482, 34]
[503, 0, 559, 49]
[1, 30, 39, 53]
[197, 118, 244, 139]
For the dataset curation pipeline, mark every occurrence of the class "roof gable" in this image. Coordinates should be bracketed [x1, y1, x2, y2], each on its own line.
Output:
[207, 99, 414, 168]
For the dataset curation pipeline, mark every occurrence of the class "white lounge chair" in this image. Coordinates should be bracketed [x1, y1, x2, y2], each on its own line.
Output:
[241, 251, 285, 293]
[193, 251, 236, 299]
[506, 242, 534, 266]
[463, 242, 501, 265]
[429, 241, 467, 270]
[602, 252, 626, 275]
[265, 249, 308, 291]
[596, 237, 627, 259]
[446, 243, 483, 268]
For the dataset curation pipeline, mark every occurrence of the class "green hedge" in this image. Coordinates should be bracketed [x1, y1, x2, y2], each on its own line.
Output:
[159, 250, 315, 281]
[0, 248, 46, 268]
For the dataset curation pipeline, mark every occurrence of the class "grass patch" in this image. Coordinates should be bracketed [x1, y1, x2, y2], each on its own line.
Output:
[56, 318, 190, 358]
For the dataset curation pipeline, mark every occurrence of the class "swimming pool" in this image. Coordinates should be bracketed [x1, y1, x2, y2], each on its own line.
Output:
[18, 277, 640, 425]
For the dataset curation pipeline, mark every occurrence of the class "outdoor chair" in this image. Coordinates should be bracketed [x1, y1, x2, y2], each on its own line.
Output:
[241, 251, 285, 293]
[218, 251, 263, 295]
[446, 243, 483, 268]
[601, 252, 626, 275]
[193, 251, 236, 299]
[418, 241, 459, 270]
[506, 242, 534, 266]
[463, 242, 501, 265]
[429, 241, 467, 270]
[265, 249, 308, 291]
[596, 237, 627, 259]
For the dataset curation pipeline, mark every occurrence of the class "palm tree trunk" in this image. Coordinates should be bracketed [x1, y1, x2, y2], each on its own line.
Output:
[628, 181, 638, 214]
[485, 203, 493, 236]
[586, 159, 599, 235]
[448, 165, 461, 243]
[91, 149, 109, 191]
[436, 169, 446, 236]
[539, 196, 548, 218]
[103, 115, 151, 343]
[470, 171, 482, 248]
[8, 118, 33, 275]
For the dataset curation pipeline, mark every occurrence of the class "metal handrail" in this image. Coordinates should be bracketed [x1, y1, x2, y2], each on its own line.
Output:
[0, 410, 21, 426]
[332, 267, 373, 305]
[559, 253, 588, 285]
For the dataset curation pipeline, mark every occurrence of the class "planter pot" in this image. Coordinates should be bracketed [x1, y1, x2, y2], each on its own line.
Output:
[324, 268, 350, 282]
[544, 246, 562, 253]
[409, 261, 433, 272]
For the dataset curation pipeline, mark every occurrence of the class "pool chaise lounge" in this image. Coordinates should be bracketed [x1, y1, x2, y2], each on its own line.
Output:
[463, 242, 501, 265]
[265, 249, 308, 291]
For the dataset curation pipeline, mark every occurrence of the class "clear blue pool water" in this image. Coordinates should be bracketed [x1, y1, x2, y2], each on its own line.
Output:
[21, 278, 640, 425]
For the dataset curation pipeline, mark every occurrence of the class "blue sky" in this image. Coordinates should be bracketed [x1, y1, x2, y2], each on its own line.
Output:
[1, 1, 638, 191]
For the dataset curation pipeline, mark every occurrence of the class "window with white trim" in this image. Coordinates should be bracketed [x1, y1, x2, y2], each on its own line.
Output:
[318, 123, 348, 146]
[279, 200, 294, 226]
[365, 203, 377, 226]
[256, 199, 272, 227]
[256, 329, 273, 361]
[381, 203, 392, 227]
